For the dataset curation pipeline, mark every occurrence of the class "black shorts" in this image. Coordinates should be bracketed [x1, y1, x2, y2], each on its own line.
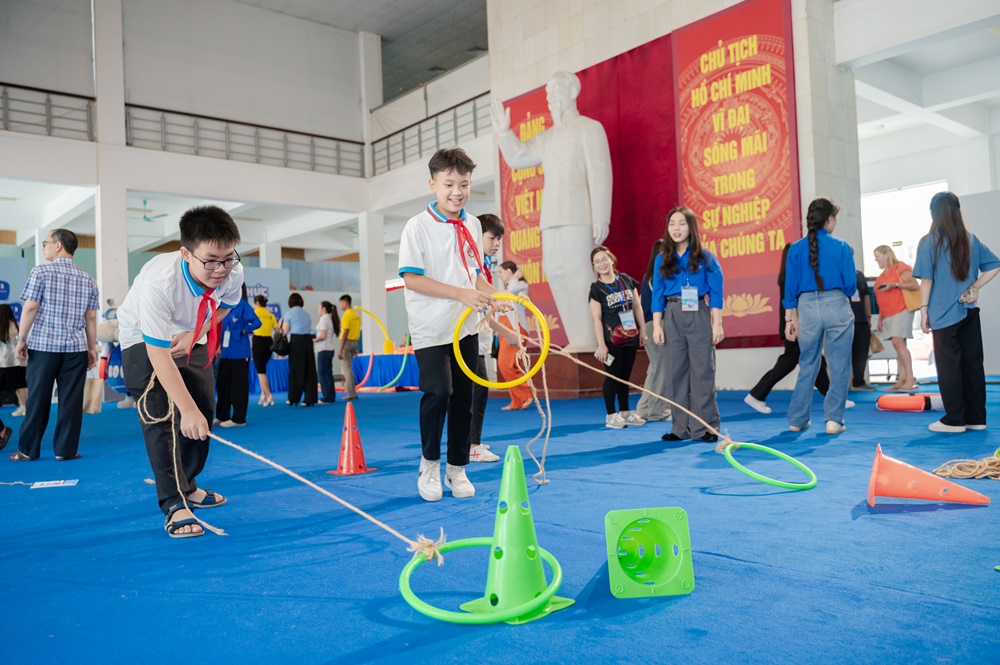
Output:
[251, 336, 272, 374]
[0, 366, 27, 392]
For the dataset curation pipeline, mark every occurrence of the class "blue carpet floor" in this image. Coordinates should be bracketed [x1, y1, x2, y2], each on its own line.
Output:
[1, 386, 998, 664]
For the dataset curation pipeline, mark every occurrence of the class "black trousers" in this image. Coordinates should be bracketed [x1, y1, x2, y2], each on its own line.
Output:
[17, 349, 87, 460]
[217, 358, 250, 424]
[933, 308, 986, 427]
[468, 354, 488, 446]
[414, 335, 478, 466]
[851, 322, 872, 387]
[604, 343, 638, 414]
[123, 344, 215, 515]
[750, 340, 830, 401]
[287, 334, 318, 405]
[317, 350, 336, 402]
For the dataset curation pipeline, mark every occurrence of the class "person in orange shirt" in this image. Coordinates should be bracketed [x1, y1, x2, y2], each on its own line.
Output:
[495, 261, 534, 411]
[873, 245, 919, 391]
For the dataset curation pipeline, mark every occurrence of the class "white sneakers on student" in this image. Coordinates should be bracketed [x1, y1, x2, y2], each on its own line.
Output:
[845, 400, 856, 409]
[11, 406, 25, 417]
[825, 421, 846, 434]
[219, 420, 245, 428]
[744, 394, 771, 414]
[417, 457, 443, 502]
[606, 413, 627, 429]
[928, 420, 966, 433]
[788, 421, 810, 432]
[445, 464, 476, 498]
[622, 411, 646, 426]
[469, 444, 500, 463]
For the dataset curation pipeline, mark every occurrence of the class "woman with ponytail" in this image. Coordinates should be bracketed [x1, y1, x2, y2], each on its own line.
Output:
[912, 191, 1000, 433]
[783, 197, 856, 435]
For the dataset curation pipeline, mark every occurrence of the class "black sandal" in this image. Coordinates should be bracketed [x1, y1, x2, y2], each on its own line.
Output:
[164, 504, 204, 539]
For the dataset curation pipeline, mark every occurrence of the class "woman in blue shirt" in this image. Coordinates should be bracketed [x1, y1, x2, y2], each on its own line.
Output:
[783, 197, 856, 435]
[913, 191, 1000, 433]
[650, 207, 724, 443]
[216, 284, 261, 427]
[280, 292, 318, 406]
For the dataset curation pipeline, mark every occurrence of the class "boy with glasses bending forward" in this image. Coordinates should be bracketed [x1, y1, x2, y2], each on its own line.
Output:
[117, 206, 244, 538]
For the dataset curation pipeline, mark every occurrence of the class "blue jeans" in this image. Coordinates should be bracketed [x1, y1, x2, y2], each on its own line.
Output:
[317, 350, 336, 402]
[787, 291, 854, 428]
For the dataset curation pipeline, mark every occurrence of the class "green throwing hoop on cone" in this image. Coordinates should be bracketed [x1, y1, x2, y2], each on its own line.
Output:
[399, 446, 573, 624]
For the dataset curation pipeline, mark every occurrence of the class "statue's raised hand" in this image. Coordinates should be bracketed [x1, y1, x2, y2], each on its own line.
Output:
[490, 98, 511, 135]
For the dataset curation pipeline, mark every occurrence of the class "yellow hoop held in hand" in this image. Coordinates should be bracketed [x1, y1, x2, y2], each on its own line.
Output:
[354, 306, 395, 354]
[453, 294, 550, 389]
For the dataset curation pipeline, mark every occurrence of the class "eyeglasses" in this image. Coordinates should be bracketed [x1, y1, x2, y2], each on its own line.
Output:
[592, 258, 612, 266]
[190, 249, 241, 271]
[41, 240, 57, 247]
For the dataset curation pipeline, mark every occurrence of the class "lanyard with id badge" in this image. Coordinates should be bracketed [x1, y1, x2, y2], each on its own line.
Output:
[679, 262, 701, 312]
[607, 276, 640, 347]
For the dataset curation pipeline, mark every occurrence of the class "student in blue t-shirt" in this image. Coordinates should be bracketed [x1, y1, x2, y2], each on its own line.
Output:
[216, 284, 261, 427]
[783, 197, 856, 435]
[913, 191, 1000, 434]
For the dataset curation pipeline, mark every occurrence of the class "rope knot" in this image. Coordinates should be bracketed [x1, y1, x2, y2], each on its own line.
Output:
[408, 528, 447, 566]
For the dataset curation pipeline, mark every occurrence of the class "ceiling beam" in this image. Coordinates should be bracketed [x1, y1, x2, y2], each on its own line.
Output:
[265, 211, 357, 244]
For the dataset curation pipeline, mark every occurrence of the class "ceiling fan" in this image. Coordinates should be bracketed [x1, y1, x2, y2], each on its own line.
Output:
[127, 199, 169, 222]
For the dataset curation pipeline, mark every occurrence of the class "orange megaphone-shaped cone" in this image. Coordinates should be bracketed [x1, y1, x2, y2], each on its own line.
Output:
[327, 402, 376, 475]
[867, 444, 989, 507]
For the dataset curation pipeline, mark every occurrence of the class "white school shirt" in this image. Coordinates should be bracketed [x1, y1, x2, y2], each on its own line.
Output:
[117, 252, 244, 350]
[315, 314, 338, 352]
[398, 202, 483, 351]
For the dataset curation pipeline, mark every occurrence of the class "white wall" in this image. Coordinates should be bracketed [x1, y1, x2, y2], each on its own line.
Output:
[122, 0, 364, 140]
[0, 0, 95, 96]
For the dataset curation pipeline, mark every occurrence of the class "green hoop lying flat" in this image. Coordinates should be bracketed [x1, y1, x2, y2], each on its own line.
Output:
[723, 443, 817, 491]
[399, 537, 564, 624]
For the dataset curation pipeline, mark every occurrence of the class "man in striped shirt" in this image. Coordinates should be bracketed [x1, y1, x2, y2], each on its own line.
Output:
[10, 229, 99, 462]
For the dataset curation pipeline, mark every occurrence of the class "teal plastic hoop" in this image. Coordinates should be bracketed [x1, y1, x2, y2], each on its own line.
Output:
[399, 537, 564, 624]
[723, 442, 817, 491]
[378, 352, 409, 391]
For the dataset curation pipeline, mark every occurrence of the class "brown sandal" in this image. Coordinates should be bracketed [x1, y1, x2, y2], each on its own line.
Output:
[9, 450, 32, 461]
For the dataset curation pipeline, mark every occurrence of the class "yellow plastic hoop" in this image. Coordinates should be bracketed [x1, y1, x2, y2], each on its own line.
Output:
[354, 306, 395, 354]
[453, 294, 550, 389]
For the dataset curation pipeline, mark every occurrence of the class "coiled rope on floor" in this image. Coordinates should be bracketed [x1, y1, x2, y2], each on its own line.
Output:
[933, 457, 1000, 480]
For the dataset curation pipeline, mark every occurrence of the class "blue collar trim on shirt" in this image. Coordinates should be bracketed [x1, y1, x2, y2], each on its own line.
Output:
[427, 201, 467, 223]
[180, 257, 212, 297]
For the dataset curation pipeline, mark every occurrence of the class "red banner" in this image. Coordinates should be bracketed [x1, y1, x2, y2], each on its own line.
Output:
[673, 0, 800, 341]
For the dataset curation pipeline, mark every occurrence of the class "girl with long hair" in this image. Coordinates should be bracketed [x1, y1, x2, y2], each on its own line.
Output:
[313, 300, 341, 403]
[589, 245, 647, 428]
[912, 191, 1000, 433]
[783, 197, 856, 434]
[650, 207, 724, 442]
[873, 244, 919, 390]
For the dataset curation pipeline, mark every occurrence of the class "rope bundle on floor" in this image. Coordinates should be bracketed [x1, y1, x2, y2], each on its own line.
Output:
[933, 457, 1000, 480]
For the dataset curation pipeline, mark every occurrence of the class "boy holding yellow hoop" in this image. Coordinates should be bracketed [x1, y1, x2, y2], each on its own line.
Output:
[398, 148, 504, 502]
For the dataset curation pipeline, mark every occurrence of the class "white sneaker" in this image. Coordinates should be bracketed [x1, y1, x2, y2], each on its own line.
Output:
[825, 421, 846, 434]
[11, 406, 25, 417]
[845, 400, 856, 409]
[219, 420, 245, 428]
[623, 411, 646, 426]
[744, 394, 771, 415]
[789, 421, 810, 432]
[606, 413, 627, 429]
[417, 457, 442, 502]
[445, 464, 476, 498]
[212, 418, 222, 426]
[469, 444, 500, 463]
[117, 396, 135, 409]
[967, 424, 987, 431]
[928, 420, 966, 434]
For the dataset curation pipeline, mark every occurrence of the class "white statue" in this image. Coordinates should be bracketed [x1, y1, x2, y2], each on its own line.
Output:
[491, 71, 613, 351]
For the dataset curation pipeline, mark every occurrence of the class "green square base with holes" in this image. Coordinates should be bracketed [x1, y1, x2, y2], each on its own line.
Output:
[604, 507, 695, 599]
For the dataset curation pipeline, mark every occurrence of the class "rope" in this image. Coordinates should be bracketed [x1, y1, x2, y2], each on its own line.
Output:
[933, 457, 1000, 480]
[0, 481, 29, 486]
[137, 371, 447, 564]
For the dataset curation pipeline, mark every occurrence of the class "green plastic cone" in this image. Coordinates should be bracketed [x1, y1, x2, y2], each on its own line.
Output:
[460, 446, 573, 624]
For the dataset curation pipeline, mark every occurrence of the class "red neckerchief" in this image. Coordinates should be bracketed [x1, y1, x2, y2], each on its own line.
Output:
[482, 257, 494, 285]
[188, 289, 219, 368]
[445, 218, 485, 284]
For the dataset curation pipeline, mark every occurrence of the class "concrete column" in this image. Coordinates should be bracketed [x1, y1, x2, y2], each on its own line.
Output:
[259, 242, 283, 269]
[359, 31, 383, 178]
[92, 0, 126, 147]
[358, 211, 387, 353]
[792, 0, 863, 266]
[93, 0, 130, 305]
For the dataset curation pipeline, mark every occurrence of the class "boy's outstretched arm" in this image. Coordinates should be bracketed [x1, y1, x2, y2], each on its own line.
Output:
[403, 273, 495, 310]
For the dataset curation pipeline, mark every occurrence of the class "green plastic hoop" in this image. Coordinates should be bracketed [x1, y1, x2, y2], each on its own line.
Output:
[399, 537, 564, 624]
[723, 442, 817, 491]
[377, 351, 410, 391]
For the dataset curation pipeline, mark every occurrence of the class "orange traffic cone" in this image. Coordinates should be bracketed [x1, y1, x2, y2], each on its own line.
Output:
[327, 402, 376, 475]
[867, 444, 989, 507]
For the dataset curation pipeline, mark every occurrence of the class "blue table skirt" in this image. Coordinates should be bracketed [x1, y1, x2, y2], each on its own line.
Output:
[249, 357, 289, 394]
[352, 353, 418, 388]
